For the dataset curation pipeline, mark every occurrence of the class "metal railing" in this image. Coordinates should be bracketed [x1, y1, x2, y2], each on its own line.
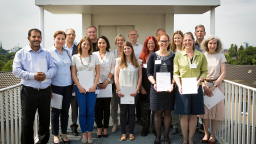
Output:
[0, 80, 255, 144]
[213, 79, 256, 144]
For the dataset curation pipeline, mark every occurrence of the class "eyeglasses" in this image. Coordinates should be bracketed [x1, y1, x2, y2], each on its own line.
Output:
[129, 34, 137, 36]
[66, 34, 76, 36]
[159, 40, 169, 43]
[147, 43, 155, 45]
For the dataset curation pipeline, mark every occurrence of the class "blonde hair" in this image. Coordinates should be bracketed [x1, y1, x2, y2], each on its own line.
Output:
[200, 35, 222, 52]
[114, 34, 126, 45]
[182, 32, 195, 50]
[119, 41, 139, 69]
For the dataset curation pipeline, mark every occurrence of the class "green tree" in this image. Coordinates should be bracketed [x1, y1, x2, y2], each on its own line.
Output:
[0, 60, 5, 70]
[228, 44, 237, 57]
[225, 54, 235, 64]
[1, 59, 13, 71]
[238, 45, 244, 57]
[4, 52, 15, 63]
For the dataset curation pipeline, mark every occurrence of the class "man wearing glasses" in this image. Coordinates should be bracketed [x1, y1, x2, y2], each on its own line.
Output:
[65, 28, 79, 136]
[128, 29, 143, 58]
[86, 26, 98, 52]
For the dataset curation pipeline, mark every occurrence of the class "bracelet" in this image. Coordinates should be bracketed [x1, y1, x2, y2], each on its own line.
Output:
[152, 82, 156, 85]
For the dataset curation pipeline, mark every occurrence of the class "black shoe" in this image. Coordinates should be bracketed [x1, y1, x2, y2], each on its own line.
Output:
[154, 137, 161, 144]
[141, 130, 148, 136]
[70, 125, 79, 136]
[164, 136, 170, 144]
[170, 128, 178, 135]
[103, 134, 108, 138]
[61, 138, 70, 144]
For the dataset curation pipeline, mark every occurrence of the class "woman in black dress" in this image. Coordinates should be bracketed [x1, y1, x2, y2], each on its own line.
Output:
[147, 33, 175, 144]
[139, 36, 159, 136]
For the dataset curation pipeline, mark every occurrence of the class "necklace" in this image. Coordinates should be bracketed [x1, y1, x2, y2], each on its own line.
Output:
[80, 55, 91, 67]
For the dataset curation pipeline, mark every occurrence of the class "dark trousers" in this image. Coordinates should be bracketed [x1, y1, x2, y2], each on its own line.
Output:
[95, 98, 111, 128]
[136, 97, 141, 120]
[70, 94, 78, 129]
[21, 85, 51, 144]
[140, 102, 151, 131]
[117, 93, 139, 134]
[51, 85, 72, 135]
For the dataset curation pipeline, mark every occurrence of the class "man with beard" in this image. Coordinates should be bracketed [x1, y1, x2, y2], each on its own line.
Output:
[13, 28, 56, 144]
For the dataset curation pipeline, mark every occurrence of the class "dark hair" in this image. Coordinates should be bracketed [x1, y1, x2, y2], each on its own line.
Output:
[139, 36, 159, 64]
[53, 30, 66, 38]
[97, 36, 110, 52]
[28, 28, 41, 37]
[77, 36, 93, 55]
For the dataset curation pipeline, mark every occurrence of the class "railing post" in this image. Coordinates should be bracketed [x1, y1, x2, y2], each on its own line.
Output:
[251, 91, 255, 144]
[5, 91, 9, 144]
[247, 90, 251, 144]
[242, 88, 246, 144]
[14, 88, 18, 144]
[234, 85, 238, 144]
[238, 86, 242, 144]
[231, 84, 234, 144]
[0, 92, 5, 144]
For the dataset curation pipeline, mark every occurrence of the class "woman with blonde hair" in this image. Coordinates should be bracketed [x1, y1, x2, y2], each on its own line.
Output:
[71, 36, 100, 144]
[115, 41, 142, 141]
[199, 35, 226, 144]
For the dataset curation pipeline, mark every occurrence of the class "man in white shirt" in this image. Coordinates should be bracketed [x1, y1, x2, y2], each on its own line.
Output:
[65, 28, 79, 136]
[86, 26, 98, 52]
[128, 29, 143, 58]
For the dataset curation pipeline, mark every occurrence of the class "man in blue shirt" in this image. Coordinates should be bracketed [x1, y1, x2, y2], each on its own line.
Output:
[13, 28, 57, 144]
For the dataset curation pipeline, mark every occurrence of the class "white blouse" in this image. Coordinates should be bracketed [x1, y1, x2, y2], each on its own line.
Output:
[93, 51, 116, 84]
[71, 54, 100, 82]
[116, 58, 142, 89]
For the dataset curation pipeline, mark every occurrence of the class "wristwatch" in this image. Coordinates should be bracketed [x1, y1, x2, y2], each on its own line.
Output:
[107, 78, 111, 82]
[214, 83, 217, 87]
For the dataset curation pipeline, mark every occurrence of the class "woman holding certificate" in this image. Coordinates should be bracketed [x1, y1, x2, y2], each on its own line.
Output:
[138, 36, 159, 136]
[71, 36, 100, 144]
[115, 41, 142, 141]
[110, 34, 126, 133]
[199, 36, 226, 144]
[147, 33, 175, 144]
[48, 31, 72, 144]
[173, 32, 207, 144]
[93, 36, 116, 138]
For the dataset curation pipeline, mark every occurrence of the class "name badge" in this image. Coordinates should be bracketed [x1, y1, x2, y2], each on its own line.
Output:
[63, 59, 70, 64]
[155, 60, 161, 65]
[101, 63, 107, 67]
[143, 64, 147, 68]
[95, 90, 100, 94]
[190, 64, 197, 68]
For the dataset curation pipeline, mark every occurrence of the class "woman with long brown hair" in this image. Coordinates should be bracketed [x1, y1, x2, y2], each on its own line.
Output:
[115, 41, 142, 141]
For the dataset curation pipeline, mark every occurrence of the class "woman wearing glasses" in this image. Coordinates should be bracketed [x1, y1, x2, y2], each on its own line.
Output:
[173, 32, 207, 144]
[147, 33, 175, 144]
[138, 36, 159, 136]
[71, 36, 100, 144]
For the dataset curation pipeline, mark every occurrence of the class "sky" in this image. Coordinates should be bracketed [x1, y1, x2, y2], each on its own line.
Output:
[0, 0, 256, 50]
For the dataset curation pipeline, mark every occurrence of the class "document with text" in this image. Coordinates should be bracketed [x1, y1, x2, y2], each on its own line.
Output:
[120, 87, 136, 104]
[156, 72, 171, 91]
[182, 77, 198, 94]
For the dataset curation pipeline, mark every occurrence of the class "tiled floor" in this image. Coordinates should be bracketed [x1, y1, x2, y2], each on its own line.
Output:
[48, 111, 219, 144]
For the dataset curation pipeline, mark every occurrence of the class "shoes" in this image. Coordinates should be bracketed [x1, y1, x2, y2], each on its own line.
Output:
[88, 138, 93, 144]
[141, 130, 149, 136]
[170, 128, 178, 135]
[208, 136, 216, 144]
[97, 134, 102, 138]
[112, 126, 118, 133]
[61, 138, 70, 144]
[129, 136, 135, 141]
[54, 142, 60, 144]
[70, 127, 78, 136]
[81, 138, 87, 144]
[200, 138, 208, 143]
[154, 137, 161, 144]
[164, 136, 170, 144]
[121, 136, 127, 141]
[103, 134, 108, 138]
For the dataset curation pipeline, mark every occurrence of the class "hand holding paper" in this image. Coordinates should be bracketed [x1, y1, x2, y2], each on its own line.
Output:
[156, 72, 171, 92]
[120, 87, 135, 104]
[204, 87, 225, 109]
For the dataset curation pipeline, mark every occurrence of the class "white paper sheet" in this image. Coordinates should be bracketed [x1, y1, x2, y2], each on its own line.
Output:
[204, 87, 225, 109]
[182, 77, 198, 94]
[156, 72, 171, 91]
[72, 92, 75, 96]
[37, 58, 50, 83]
[78, 71, 93, 91]
[120, 87, 136, 104]
[51, 93, 63, 109]
[97, 84, 112, 98]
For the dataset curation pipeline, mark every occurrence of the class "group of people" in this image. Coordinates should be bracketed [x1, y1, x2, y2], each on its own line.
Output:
[13, 24, 226, 144]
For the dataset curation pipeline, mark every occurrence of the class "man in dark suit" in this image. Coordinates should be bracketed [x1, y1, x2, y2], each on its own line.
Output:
[65, 28, 79, 136]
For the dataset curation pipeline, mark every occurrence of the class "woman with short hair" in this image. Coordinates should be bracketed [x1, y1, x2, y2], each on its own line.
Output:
[199, 35, 226, 144]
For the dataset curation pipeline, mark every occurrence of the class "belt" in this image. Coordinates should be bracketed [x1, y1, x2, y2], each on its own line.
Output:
[204, 78, 218, 83]
[22, 85, 50, 91]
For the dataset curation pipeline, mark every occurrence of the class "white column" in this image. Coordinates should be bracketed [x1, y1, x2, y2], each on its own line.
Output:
[165, 14, 174, 37]
[210, 7, 215, 35]
[39, 6, 44, 48]
[82, 14, 92, 37]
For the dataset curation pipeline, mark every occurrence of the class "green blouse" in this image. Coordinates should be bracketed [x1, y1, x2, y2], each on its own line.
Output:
[173, 50, 208, 81]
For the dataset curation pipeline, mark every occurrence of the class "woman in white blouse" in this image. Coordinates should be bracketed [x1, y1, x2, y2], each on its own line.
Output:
[93, 36, 116, 138]
[115, 41, 142, 141]
[71, 36, 100, 144]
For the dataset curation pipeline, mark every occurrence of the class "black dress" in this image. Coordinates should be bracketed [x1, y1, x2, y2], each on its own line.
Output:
[147, 52, 175, 111]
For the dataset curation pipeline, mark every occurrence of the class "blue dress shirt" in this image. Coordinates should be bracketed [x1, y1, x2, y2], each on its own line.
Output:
[65, 44, 74, 57]
[48, 46, 72, 86]
[13, 45, 57, 89]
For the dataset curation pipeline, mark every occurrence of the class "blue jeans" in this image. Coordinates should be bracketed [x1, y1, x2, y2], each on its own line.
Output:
[75, 85, 97, 132]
